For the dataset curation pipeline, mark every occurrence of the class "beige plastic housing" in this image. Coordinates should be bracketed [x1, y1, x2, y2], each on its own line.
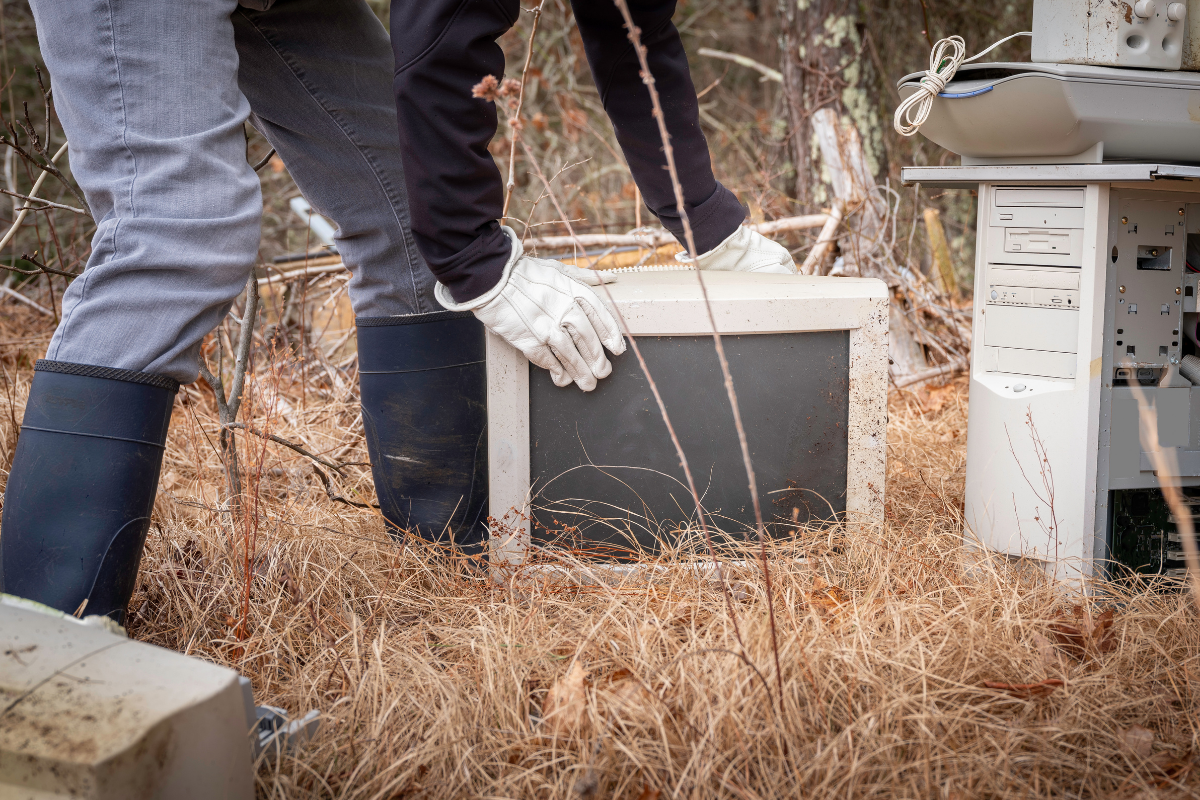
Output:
[485, 270, 890, 568]
[0, 599, 254, 800]
[1033, 0, 1187, 70]
[897, 63, 1200, 164]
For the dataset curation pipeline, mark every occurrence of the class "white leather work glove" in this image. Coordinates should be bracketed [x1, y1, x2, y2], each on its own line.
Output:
[435, 226, 627, 391]
[692, 225, 797, 274]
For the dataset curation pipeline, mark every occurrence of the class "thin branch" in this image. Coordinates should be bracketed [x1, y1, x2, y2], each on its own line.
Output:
[224, 422, 348, 475]
[311, 465, 379, 509]
[501, 0, 547, 222]
[252, 147, 277, 173]
[5, 252, 78, 278]
[227, 274, 259, 422]
[0, 127, 88, 216]
[517, 133, 749, 656]
[612, 0, 784, 707]
[0, 140, 68, 253]
[0, 189, 86, 215]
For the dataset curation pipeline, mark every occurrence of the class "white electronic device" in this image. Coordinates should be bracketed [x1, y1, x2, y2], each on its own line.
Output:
[897, 62, 1200, 165]
[898, 0, 1200, 580]
[483, 270, 889, 569]
[903, 164, 1200, 580]
[0, 596, 255, 799]
[1032, 0, 1190, 70]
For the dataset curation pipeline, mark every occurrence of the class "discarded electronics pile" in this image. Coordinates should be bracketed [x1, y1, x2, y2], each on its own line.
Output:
[898, 0, 1200, 579]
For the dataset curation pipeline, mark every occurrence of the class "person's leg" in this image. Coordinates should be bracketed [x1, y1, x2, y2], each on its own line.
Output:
[390, 0, 519, 304]
[1, 0, 260, 620]
[38, 0, 262, 383]
[570, 0, 746, 254]
[233, 1, 487, 548]
[231, 0, 437, 317]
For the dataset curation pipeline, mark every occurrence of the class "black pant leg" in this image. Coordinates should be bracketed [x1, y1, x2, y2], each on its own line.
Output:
[570, 0, 745, 252]
[391, 0, 519, 303]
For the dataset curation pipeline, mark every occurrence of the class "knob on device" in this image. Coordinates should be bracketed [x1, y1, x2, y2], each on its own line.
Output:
[1134, 0, 1156, 18]
[1167, 2, 1186, 21]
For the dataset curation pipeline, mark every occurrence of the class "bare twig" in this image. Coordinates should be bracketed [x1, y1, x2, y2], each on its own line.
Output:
[198, 274, 261, 512]
[890, 357, 967, 389]
[252, 148, 277, 173]
[311, 464, 379, 510]
[0, 126, 89, 216]
[224, 421, 348, 475]
[0, 140, 68, 253]
[0, 188, 85, 215]
[612, 0, 784, 706]
[501, 0, 547, 222]
[0, 251, 78, 278]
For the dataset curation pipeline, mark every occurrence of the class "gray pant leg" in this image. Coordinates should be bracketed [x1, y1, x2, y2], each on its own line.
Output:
[233, 0, 438, 317]
[30, 0, 263, 384]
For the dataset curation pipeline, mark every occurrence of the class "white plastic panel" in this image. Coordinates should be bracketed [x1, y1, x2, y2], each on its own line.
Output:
[995, 187, 1086, 207]
[991, 205, 1086, 227]
[987, 266, 1081, 290]
[983, 305, 1080, 353]
[994, 347, 1077, 379]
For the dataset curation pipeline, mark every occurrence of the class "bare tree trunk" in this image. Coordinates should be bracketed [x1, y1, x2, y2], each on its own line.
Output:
[778, 1, 887, 208]
[810, 108, 888, 280]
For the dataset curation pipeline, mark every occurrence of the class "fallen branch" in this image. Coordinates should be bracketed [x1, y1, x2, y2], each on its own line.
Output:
[253, 215, 835, 288]
[0, 285, 52, 316]
[891, 357, 968, 389]
[257, 261, 346, 290]
[697, 48, 782, 82]
[527, 214, 829, 251]
[799, 201, 844, 275]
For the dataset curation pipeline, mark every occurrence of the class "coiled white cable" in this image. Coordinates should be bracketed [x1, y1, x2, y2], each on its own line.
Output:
[893, 31, 1032, 137]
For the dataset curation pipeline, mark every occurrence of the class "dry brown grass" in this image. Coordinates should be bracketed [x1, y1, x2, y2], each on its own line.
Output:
[2, 303, 1200, 800]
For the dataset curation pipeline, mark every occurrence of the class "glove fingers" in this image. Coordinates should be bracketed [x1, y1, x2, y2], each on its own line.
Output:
[561, 305, 613, 383]
[547, 326, 600, 391]
[521, 341, 571, 387]
[574, 294, 627, 356]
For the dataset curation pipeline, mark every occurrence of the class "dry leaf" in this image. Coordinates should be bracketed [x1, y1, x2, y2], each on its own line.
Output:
[1122, 725, 1155, 759]
[982, 679, 1064, 699]
[1032, 633, 1056, 670]
[921, 384, 957, 415]
[543, 662, 588, 737]
[1049, 605, 1118, 660]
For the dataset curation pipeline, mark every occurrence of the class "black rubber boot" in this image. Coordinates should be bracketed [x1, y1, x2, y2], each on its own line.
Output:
[357, 311, 488, 554]
[0, 361, 176, 622]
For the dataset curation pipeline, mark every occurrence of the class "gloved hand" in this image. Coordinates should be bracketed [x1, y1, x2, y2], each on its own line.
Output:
[693, 225, 797, 274]
[435, 226, 627, 391]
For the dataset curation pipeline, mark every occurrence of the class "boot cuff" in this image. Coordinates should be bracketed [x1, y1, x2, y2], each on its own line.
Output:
[35, 360, 179, 392]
